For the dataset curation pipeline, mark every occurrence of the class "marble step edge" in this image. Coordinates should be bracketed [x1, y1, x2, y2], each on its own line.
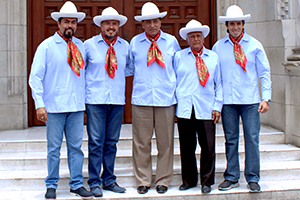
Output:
[0, 131, 284, 143]
[0, 144, 298, 159]
[1, 180, 300, 200]
[0, 132, 285, 153]
[2, 160, 300, 180]
[0, 127, 284, 143]
[0, 124, 283, 141]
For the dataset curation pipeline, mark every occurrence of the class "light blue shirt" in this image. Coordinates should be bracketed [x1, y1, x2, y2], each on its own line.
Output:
[212, 33, 271, 104]
[29, 32, 86, 113]
[174, 47, 223, 119]
[128, 31, 181, 106]
[84, 34, 130, 105]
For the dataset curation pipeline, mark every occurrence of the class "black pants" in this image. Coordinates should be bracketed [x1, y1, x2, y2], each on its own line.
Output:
[177, 109, 216, 187]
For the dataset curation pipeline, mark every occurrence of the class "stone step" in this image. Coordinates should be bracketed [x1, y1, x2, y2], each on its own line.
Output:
[1, 179, 300, 200]
[0, 125, 284, 153]
[0, 144, 299, 171]
[1, 160, 300, 191]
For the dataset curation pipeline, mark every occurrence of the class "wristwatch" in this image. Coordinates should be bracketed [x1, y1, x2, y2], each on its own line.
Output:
[264, 99, 271, 105]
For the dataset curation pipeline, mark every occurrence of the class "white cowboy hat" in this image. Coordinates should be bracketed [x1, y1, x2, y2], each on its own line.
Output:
[179, 19, 210, 40]
[218, 5, 251, 24]
[51, 1, 86, 22]
[134, 2, 167, 22]
[93, 7, 128, 27]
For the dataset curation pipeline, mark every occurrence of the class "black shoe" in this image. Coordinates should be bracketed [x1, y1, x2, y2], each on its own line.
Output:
[247, 182, 261, 192]
[137, 186, 150, 194]
[218, 180, 239, 191]
[91, 186, 103, 197]
[179, 184, 195, 191]
[45, 188, 56, 199]
[103, 182, 126, 193]
[201, 185, 211, 194]
[156, 185, 168, 194]
[70, 187, 94, 199]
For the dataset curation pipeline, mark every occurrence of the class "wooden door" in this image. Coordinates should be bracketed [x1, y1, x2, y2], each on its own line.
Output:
[121, 0, 217, 123]
[27, 0, 216, 126]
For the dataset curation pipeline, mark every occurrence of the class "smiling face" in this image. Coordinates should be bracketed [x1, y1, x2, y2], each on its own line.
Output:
[187, 31, 204, 52]
[57, 18, 77, 38]
[142, 18, 161, 38]
[226, 20, 244, 39]
[101, 20, 120, 41]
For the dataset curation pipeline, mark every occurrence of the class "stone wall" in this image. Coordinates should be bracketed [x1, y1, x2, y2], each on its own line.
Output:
[0, 0, 27, 130]
[281, 0, 300, 146]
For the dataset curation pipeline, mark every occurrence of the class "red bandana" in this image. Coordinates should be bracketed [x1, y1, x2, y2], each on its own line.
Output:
[229, 32, 247, 72]
[57, 30, 84, 76]
[103, 34, 118, 79]
[146, 31, 165, 68]
[192, 46, 209, 87]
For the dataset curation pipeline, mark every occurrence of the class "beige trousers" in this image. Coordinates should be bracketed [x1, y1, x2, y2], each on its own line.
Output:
[132, 105, 175, 187]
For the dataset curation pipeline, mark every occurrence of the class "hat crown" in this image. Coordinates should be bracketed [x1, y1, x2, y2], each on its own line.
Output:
[226, 5, 244, 18]
[60, 1, 78, 13]
[179, 19, 210, 40]
[186, 19, 203, 28]
[141, 2, 160, 16]
[102, 7, 119, 16]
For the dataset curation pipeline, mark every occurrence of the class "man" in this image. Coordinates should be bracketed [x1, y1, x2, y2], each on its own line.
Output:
[84, 7, 129, 197]
[174, 19, 223, 194]
[28, 1, 93, 199]
[128, 2, 181, 194]
[212, 5, 272, 192]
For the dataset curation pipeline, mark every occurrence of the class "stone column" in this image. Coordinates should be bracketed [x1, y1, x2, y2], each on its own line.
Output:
[0, 0, 27, 130]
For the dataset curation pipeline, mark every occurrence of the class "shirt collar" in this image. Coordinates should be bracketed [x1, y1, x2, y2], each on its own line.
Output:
[54, 32, 64, 43]
[140, 30, 166, 43]
[187, 46, 209, 57]
[97, 33, 121, 45]
[225, 32, 250, 44]
[53, 31, 80, 45]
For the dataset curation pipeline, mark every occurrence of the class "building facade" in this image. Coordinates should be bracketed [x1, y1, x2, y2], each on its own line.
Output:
[1, 0, 300, 146]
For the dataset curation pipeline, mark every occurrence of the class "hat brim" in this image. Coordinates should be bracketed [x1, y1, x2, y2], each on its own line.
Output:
[179, 26, 210, 40]
[93, 15, 128, 27]
[218, 14, 251, 24]
[51, 12, 86, 22]
[134, 11, 167, 22]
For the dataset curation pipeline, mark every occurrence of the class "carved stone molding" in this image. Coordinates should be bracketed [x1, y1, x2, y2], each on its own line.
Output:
[277, 0, 290, 20]
[283, 47, 300, 71]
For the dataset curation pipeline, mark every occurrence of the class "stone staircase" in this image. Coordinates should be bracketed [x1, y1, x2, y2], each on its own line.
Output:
[1, 124, 300, 199]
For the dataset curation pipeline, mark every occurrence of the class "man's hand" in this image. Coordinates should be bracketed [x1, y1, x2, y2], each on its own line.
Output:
[212, 110, 221, 124]
[36, 107, 48, 123]
[258, 101, 270, 113]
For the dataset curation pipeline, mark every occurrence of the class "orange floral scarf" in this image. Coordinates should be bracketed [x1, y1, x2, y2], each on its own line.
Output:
[58, 31, 84, 76]
[192, 47, 209, 87]
[229, 32, 247, 72]
[146, 31, 165, 68]
[103, 34, 118, 79]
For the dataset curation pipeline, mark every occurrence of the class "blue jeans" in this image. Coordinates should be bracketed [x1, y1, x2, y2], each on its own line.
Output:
[222, 104, 260, 183]
[86, 104, 124, 188]
[45, 111, 84, 190]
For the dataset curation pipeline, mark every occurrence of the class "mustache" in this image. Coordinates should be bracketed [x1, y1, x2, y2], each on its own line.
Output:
[106, 28, 116, 32]
[65, 27, 74, 31]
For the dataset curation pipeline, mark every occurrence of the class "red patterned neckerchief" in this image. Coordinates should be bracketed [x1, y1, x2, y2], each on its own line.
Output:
[146, 31, 165, 68]
[192, 46, 209, 87]
[57, 30, 84, 76]
[103, 34, 118, 79]
[229, 32, 247, 72]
